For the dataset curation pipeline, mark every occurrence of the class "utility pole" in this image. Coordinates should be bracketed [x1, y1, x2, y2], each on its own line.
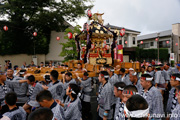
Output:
[157, 33, 160, 63]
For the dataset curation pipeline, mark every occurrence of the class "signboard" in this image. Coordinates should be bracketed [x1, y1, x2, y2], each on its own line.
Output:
[116, 45, 123, 62]
[170, 53, 174, 60]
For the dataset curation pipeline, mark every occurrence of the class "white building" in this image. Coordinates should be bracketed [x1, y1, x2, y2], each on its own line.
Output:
[137, 23, 180, 62]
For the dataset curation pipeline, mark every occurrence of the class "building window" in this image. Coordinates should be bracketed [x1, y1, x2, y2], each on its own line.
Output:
[139, 43, 149, 48]
[144, 43, 149, 48]
[159, 40, 170, 48]
[150, 42, 154, 46]
[133, 37, 136, 45]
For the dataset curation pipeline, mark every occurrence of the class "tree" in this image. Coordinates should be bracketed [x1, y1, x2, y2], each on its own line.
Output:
[60, 25, 85, 62]
[0, 0, 93, 55]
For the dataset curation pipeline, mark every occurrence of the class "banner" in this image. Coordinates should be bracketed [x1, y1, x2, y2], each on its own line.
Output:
[170, 53, 174, 60]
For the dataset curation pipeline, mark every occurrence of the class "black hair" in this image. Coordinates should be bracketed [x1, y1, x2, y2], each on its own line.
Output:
[50, 70, 59, 80]
[28, 108, 53, 120]
[147, 65, 152, 68]
[114, 82, 126, 91]
[20, 69, 26, 74]
[69, 83, 80, 99]
[104, 64, 110, 68]
[7, 69, 13, 71]
[100, 71, 109, 81]
[5, 92, 17, 106]
[120, 68, 125, 73]
[126, 95, 148, 120]
[13, 65, 18, 70]
[40, 62, 44, 64]
[36, 90, 53, 102]
[65, 72, 72, 77]
[27, 75, 35, 82]
[109, 66, 114, 72]
[44, 75, 51, 82]
[20, 69, 26, 72]
[155, 68, 161, 71]
[65, 65, 68, 67]
[172, 73, 180, 78]
[141, 73, 152, 78]
[77, 63, 82, 66]
[83, 72, 89, 77]
[166, 63, 170, 66]
[124, 85, 138, 93]
[61, 71, 66, 74]
[159, 64, 164, 67]
[141, 66, 145, 69]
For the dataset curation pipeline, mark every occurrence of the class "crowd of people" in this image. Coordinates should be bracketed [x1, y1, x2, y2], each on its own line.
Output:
[0, 60, 180, 120]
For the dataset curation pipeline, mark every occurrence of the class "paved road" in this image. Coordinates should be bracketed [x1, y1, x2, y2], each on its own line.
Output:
[90, 84, 98, 120]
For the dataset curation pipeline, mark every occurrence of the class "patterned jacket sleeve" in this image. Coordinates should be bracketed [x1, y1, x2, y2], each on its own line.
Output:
[154, 72, 161, 84]
[6, 81, 21, 89]
[81, 78, 92, 88]
[103, 86, 112, 111]
[151, 92, 164, 116]
[166, 88, 175, 113]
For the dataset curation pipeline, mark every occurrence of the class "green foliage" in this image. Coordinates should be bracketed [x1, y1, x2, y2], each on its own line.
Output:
[159, 48, 169, 61]
[135, 47, 169, 62]
[171, 60, 175, 67]
[0, 0, 93, 55]
[60, 25, 82, 62]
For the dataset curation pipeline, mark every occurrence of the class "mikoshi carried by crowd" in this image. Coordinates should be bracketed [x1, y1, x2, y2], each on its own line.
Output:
[1, 11, 180, 120]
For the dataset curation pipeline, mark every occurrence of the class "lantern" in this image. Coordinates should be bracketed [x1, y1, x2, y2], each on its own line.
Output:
[125, 41, 127, 44]
[56, 37, 60, 41]
[68, 32, 73, 39]
[105, 45, 110, 50]
[166, 41, 169, 44]
[3, 26, 8, 31]
[155, 38, 158, 41]
[176, 43, 178, 46]
[140, 41, 143, 44]
[33, 32, 37, 37]
[87, 10, 92, 18]
[120, 28, 125, 37]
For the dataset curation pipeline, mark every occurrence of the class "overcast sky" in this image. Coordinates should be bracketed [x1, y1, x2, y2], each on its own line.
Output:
[71, 0, 180, 35]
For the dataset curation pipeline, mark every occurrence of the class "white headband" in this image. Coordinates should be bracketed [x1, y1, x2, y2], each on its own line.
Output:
[19, 72, 25, 74]
[43, 74, 46, 79]
[71, 90, 76, 95]
[118, 87, 124, 91]
[110, 69, 114, 72]
[104, 75, 109, 78]
[132, 72, 137, 76]
[129, 68, 134, 71]
[146, 77, 153, 81]
[124, 105, 149, 118]
[176, 77, 180, 81]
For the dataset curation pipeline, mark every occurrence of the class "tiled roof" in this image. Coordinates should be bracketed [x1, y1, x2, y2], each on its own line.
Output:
[137, 30, 172, 41]
[105, 23, 141, 33]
